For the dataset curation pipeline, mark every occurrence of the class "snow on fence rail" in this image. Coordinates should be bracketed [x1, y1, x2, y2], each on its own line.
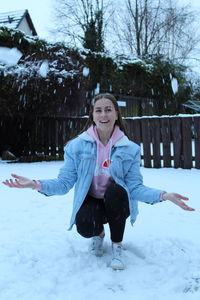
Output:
[0, 115, 200, 169]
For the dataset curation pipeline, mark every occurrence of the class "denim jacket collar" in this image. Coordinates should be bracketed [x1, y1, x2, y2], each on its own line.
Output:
[79, 131, 132, 147]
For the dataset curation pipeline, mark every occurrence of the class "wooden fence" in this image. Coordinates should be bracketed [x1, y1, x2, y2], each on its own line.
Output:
[125, 116, 200, 169]
[0, 115, 200, 169]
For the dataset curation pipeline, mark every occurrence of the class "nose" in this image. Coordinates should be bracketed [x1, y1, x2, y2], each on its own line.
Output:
[101, 110, 107, 117]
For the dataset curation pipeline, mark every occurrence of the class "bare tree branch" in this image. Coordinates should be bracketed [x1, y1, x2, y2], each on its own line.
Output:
[114, 0, 200, 61]
[52, 0, 113, 51]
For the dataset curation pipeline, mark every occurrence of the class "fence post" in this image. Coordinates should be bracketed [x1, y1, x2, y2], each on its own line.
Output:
[150, 118, 161, 168]
[194, 117, 200, 169]
[182, 117, 193, 169]
[170, 118, 182, 168]
[126, 118, 141, 146]
[141, 118, 151, 168]
[160, 117, 171, 167]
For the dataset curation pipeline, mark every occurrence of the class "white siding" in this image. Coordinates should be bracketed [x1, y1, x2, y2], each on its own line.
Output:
[18, 18, 33, 36]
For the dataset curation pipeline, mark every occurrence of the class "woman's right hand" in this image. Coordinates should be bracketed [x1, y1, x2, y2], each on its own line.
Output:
[3, 174, 36, 189]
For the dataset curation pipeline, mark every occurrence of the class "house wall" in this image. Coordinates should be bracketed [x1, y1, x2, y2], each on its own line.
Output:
[18, 18, 33, 36]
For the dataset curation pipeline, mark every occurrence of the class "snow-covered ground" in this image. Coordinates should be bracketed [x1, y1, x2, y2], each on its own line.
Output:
[1, 161, 200, 300]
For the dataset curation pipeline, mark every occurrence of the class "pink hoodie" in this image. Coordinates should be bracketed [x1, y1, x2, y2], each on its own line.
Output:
[87, 125, 124, 199]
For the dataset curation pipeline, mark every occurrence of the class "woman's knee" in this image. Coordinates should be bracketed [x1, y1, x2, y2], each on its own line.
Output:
[76, 221, 94, 238]
[104, 182, 128, 205]
[76, 213, 104, 238]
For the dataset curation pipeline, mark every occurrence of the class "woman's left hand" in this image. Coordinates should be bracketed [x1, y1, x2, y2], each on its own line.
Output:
[162, 192, 195, 211]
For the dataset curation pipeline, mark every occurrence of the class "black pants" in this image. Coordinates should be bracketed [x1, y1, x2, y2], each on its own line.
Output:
[75, 182, 130, 243]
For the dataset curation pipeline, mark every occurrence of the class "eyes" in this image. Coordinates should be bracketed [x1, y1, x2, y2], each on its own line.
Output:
[94, 108, 113, 114]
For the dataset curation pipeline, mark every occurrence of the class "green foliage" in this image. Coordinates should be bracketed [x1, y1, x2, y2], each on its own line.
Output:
[83, 15, 104, 52]
[145, 56, 189, 115]
[83, 50, 118, 91]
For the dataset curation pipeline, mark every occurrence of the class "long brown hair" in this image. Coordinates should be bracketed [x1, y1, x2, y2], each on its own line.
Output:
[66, 93, 129, 144]
[81, 93, 129, 136]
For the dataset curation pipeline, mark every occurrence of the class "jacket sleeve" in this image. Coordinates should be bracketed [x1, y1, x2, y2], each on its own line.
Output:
[124, 148, 164, 204]
[38, 143, 78, 196]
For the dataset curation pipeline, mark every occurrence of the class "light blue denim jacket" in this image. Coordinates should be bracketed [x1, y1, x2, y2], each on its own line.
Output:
[39, 131, 164, 229]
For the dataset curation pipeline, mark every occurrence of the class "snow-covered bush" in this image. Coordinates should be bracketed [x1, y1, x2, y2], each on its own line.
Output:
[0, 27, 192, 117]
[0, 27, 88, 117]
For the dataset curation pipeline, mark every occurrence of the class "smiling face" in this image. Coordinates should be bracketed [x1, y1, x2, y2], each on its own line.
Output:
[92, 98, 118, 135]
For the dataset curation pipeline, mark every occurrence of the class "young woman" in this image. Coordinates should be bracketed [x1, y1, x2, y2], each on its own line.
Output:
[3, 93, 194, 270]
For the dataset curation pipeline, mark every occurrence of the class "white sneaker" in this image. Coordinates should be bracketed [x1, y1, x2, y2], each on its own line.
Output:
[110, 243, 125, 270]
[90, 236, 104, 257]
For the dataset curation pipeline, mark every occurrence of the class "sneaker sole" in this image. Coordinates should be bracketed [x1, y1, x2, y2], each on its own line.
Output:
[111, 265, 125, 270]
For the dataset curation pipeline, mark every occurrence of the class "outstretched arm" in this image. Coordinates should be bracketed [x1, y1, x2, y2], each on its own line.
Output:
[124, 148, 195, 212]
[3, 142, 78, 196]
[162, 192, 195, 211]
[3, 174, 36, 189]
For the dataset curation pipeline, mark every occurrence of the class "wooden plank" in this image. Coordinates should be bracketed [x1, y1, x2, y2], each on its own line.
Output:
[126, 118, 141, 146]
[23, 117, 31, 156]
[141, 118, 151, 168]
[0, 117, 8, 153]
[30, 117, 36, 155]
[20, 117, 29, 156]
[182, 117, 193, 169]
[65, 119, 73, 141]
[44, 118, 51, 155]
[36, 117, 43, 154]
[194, 117, 200, 169]
[150, 118, 161, 168]
[160, 117, 171, 167]
[56, 119, 63, 157]
[170, 118, 182, 168]
[70, 118, 77, 139]
[62, 120, 67, 146]
[54, 119, 59, 157]
[40, 117, 46, 155]
[125, 119, 132, 140]
[50, 118, 56, 156]
[132, 119, 141, 146]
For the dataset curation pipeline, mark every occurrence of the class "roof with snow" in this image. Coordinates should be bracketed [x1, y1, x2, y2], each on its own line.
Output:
[0, 9, 37, 36]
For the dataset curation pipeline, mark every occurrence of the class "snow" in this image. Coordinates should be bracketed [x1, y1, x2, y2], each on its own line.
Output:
[82, 67, 90, 77]
[0, 46, 22, 66]
[94, 83, 100, 95]
[171, 77, 179, 94]
[1, 161, 200, 300]
[126, 113, 200, 119]
[39, 60, 49, 78]
[0, 44, 82, 79]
